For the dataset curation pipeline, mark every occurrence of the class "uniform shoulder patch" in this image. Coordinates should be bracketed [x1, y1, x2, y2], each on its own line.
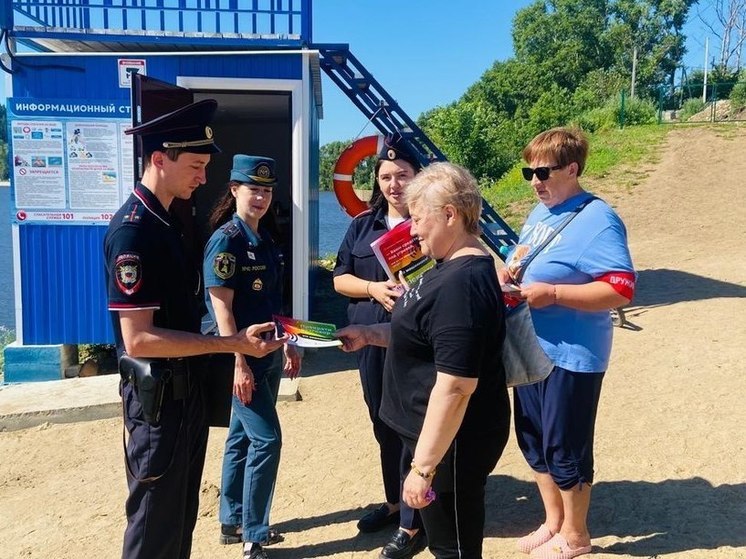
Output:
[121, 202, 146, 224]
[213, 252, 237, 280]
[115, 253, 143, 295]
[220, 222, 241, 238]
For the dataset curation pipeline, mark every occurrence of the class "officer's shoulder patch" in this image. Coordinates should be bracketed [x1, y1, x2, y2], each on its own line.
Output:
[213, 252, 237, 280]
[114, 253, 142, 295]
[220, 222, 241, 238]
[121, 201, 147, 224]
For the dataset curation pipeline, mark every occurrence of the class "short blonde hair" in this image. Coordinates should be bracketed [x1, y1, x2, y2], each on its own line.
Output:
[522, 127, 589, 177]
[405, 162, 482, 236]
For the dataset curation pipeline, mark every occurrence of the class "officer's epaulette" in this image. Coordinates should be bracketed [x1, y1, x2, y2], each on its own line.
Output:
[352, 208, 373, 220]
[121, 201, 147, 224]
[221, 222, 242, 238]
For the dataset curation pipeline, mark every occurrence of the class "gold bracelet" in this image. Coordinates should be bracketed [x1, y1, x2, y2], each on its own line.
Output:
[410, 461, 436, 480]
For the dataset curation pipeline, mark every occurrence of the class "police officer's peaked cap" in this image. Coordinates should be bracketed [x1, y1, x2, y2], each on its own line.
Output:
[230, 154, 278, 186]
[125, 99, 221, 155]
[377, 132, 421, 171]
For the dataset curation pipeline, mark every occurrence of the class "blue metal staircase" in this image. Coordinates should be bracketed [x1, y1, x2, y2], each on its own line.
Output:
[315, 43, 517, 253]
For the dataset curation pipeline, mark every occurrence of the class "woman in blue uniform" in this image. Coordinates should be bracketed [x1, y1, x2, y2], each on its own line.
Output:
[203, 154, 301, 559]
[333, 133, 425, 559]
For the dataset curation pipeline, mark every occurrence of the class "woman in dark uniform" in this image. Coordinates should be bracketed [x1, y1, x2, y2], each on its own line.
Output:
[203, 155, 301, 559]
[332, 133, 425, 559]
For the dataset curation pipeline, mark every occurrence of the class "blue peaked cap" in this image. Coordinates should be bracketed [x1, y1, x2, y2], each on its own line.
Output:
[230, 154, 277, 186]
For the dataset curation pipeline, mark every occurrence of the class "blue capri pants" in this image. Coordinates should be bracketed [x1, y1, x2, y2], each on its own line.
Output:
[513, 366, 604, 490]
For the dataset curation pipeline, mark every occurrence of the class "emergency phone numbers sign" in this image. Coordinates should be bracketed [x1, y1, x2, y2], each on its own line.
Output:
[8, 98, 134, 225]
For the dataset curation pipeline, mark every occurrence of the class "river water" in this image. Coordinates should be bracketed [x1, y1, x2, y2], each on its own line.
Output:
[0, 189, 351, 330]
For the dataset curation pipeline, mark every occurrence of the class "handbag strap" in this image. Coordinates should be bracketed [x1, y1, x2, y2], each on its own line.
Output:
[513, 195, 598, 284]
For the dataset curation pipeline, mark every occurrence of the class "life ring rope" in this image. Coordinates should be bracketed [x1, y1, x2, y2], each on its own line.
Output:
[332, 134, 384, 218]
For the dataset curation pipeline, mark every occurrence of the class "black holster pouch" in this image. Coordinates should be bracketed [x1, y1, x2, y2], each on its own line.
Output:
[119, 355, 172, 425]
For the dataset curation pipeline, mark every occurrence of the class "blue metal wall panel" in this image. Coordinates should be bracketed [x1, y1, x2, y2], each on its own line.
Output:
[19, 224, 113, 345]
[176, 54, 302, 82]
[11, 55, 130, 100]
[12, 53, 303, 100]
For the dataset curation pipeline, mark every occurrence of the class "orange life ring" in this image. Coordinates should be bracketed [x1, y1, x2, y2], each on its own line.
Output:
[333, 134, 383, 218]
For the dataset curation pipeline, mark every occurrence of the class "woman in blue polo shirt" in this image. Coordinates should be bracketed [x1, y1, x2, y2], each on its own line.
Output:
[333, 133, 425, 559]
[500, 128, 635, 559]
[203, 154, 301, 559]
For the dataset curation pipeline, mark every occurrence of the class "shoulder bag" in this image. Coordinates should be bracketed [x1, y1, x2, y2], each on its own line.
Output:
[502, 196, 597, 387]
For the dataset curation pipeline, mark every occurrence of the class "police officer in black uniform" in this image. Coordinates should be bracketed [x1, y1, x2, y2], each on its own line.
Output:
[332, 134, 426, 559]
[104, 99, 287, 559]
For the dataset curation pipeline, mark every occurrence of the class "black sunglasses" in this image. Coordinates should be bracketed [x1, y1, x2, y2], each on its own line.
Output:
[521, 164, 562, 181]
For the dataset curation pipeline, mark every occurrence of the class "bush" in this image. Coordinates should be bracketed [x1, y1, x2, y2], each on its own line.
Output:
[575, 95, 656, 131]
[620, 97, 657, 126]
[575, 105, 617, 132]
[679, 98, 706, 121]
[729, 76, 746, 111]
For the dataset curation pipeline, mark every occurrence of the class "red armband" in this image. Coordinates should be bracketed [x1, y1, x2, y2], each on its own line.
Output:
[596, 272, 636, 300]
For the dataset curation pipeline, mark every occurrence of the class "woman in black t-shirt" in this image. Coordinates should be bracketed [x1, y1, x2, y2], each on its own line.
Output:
[337, 162, 510, 559]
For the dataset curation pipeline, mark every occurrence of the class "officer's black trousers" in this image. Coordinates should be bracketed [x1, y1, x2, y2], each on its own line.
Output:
[358, 345, 419, 530]
[120, 380, 208, 559]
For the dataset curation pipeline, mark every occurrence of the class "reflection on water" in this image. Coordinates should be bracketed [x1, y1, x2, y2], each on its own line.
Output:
[319, 190, 352, 257]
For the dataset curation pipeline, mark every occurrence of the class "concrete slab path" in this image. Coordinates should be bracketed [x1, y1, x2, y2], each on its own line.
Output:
[0, 373, 300, 431]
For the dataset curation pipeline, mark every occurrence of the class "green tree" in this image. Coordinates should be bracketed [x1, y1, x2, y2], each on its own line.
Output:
[419, 98, 520, 180]
[606, 0, 697, 97]
[417, 0, 697, 182]
[0, 104, 6, 142]
[512, 0, 612, 92]
[319, 139, 375, 192]
[0, 142, 7, 181]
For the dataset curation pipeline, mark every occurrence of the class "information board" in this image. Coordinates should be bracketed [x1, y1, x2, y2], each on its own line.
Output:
[8, 98, 134, 224]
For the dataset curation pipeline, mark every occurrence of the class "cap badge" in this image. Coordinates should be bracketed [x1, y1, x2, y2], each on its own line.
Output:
[205, 126, 213, 139]
[257, 163, 271, 178]
[387, 148, 397, 160]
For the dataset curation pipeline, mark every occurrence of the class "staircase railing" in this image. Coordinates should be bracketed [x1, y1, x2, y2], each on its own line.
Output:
[316, 43, 518, 253]
[4, 0, 312, 42]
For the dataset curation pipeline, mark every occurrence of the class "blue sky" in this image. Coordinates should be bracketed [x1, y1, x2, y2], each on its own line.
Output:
[313, 1, 714, 145]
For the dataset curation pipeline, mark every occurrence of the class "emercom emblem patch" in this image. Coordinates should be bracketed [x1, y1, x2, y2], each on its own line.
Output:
[213, 252, 237, 280]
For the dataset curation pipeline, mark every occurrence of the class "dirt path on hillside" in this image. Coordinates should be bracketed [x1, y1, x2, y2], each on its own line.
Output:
[1, 126, 745, 559]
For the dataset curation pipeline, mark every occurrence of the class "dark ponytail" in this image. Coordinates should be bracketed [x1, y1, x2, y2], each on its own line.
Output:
[208, 182, 238, 232]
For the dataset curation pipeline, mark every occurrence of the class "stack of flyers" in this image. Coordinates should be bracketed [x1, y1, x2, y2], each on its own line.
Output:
[272, 315, 342, 348]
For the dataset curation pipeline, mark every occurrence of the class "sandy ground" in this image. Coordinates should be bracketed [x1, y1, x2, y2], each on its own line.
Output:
[1, 125, 745, 559]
